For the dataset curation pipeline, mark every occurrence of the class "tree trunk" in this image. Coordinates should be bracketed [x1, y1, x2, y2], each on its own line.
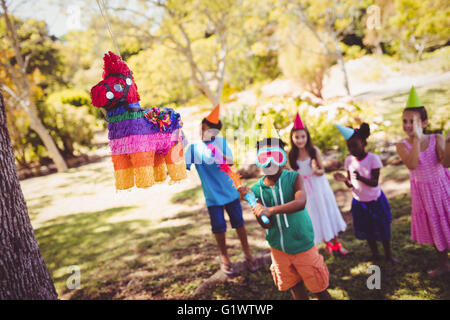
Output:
[0, 92, 58, 300]
[26, 105, 69, 172]
[332, 33, 351, 97]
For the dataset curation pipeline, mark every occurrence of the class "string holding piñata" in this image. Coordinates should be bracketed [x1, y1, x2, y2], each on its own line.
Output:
[206, 143, 270, 224]
[90, 51, 187, 190]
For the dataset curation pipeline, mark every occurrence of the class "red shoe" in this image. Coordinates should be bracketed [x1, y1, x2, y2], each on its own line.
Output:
[333, 241, 349, 255]
[326, 242, 334, 255]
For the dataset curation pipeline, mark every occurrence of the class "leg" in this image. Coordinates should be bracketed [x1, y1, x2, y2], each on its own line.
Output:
[382, 240, 399, 264]
[208, 205, 232, 273]
[153, 153, 167, 182]
[367, 240, 381, 261]
[225, 199, 254, 263]
[165, 142, 187, 181]
[235, 225, 253, 260]
[290, 281, 309, 300]
[130, 151, 155, 188]
[428, 248, 450, 278]
[316, 290, 332, 300]
[111, 154, 134, 190]
[235, 225, 257, 272]
[214, 232, 232, 272]
[331, 236, 349, 255]
[292, 246, 330, 299]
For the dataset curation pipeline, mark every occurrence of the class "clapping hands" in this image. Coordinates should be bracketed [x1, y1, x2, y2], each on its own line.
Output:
[333, 172, 347, 182]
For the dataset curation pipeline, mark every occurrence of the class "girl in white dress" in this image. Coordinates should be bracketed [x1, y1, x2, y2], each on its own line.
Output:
[288, 113, 349, 255]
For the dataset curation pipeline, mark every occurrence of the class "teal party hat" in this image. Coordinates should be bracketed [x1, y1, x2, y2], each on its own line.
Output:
[335, 124, 355, 140]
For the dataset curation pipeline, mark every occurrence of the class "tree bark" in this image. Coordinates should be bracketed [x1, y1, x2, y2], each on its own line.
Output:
[0, 92, 58, 300]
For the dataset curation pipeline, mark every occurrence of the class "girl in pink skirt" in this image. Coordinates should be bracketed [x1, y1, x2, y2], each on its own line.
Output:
[396, 87, 450, 278]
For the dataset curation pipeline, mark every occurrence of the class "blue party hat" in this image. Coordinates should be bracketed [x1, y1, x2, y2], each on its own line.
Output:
[335, 124, 355, 140]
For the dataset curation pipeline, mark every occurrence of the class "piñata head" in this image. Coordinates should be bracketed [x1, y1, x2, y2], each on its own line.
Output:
[90, 51, 140, 110]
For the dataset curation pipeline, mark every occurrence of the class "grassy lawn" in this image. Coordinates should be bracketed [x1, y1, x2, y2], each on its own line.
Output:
[29, 164, 449, 300]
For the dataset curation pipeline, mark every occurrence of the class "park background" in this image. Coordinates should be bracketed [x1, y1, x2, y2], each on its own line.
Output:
[1, 0, 449, 299]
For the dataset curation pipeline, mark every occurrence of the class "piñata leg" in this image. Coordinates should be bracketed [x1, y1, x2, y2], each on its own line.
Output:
[165, 142, 187, 181]
[154, 153, 167, 182]
[111, 154, 134, 190]
[130, 151, 155, 188]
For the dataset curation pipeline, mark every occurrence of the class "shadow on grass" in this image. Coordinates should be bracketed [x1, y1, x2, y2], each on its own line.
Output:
[170, 186, 203, 205]
[35, 203, 268, 299]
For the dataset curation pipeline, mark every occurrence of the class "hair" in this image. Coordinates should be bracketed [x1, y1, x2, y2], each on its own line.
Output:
[288, 127, 317, 170]
[202, 118, 223, 131]
[402, 106, 428, 122]
[256, 137, 286, 150]
[349, 122, 371, 144]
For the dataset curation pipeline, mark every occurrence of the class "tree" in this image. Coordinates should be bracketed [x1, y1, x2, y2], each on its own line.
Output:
[103, 0, 273, 106]
[281, 0, 368, 97]
[0, 91, 58, 300]
[386, 0, 450, 59]
[0, 0, 68, 172]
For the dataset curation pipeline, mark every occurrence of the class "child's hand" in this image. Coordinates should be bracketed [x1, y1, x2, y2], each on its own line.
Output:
[252, 203, 271, 218]
[252, 204, 272, 229]
[354, 171, 362, 181]
[333, 172, 347, 182]
[412, 114, 423, 140]
[237, 185, 250, 199]
[311, 159, 324, 176]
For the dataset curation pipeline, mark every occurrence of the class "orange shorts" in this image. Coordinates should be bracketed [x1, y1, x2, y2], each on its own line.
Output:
[270, 246, 329, 293]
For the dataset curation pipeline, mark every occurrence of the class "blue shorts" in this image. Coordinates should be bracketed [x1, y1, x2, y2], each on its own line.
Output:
[207, 198, 245, 234]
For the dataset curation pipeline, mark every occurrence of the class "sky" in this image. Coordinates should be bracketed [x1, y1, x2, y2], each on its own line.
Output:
[10, 0, 85, 37]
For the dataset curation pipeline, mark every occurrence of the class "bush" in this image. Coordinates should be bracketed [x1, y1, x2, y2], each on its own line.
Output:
[221, 97, 389, 165]
[42, 90, 102, 157]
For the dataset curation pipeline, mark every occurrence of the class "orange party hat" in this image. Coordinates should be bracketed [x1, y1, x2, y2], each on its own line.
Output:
[206, 104, 220, 124]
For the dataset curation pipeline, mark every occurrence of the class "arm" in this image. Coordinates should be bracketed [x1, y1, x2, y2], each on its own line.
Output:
[185, 145, 193, 171]
[223, 154, 234, 166]
[333, 170, 353, 188]
[355, 168, 380, 187]
[312, 147, 325, 176]
[444, 131, 450, 168]
[396, 114, 422, 170]
[435, 133, 445, 164]
[221, 139, 234, 166]
[267, 174, 307, 216]
[239, 186, 273, 229]
[396, 140, 420, 169]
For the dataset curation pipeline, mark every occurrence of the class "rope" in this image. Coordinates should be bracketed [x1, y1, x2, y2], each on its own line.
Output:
[96, 0, 121, 58]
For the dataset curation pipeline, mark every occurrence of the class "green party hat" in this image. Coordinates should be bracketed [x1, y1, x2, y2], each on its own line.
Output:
[405, 86, 423, 108]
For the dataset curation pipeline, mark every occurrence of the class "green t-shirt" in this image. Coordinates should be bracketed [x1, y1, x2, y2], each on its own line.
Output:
[251, 169, 315, 254]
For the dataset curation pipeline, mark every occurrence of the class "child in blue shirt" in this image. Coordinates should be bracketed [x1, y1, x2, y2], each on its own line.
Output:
[185, 115, 256, 275]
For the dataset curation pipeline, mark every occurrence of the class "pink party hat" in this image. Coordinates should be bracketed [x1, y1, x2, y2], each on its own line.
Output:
[293, 112, 305, 130]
